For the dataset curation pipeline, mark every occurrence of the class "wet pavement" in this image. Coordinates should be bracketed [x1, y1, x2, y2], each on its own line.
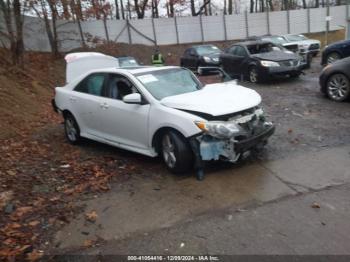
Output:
[52, 57, 350, 255]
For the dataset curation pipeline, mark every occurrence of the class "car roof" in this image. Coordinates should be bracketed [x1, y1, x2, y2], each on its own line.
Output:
[88, 66, 180, 75]
[192, 44, 218, 48]
[233, 40, 272, 46]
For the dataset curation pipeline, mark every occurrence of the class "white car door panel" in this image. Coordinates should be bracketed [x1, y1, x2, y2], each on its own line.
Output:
[97, 73, 150, 149]
[98, 99, 150, 149]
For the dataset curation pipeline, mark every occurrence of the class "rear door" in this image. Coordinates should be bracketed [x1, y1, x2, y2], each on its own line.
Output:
[70, 73, 108, 136]
[96, 73, 151, 149]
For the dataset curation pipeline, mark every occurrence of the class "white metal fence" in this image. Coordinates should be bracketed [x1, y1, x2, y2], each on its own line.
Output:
[1, 5, 349, 52]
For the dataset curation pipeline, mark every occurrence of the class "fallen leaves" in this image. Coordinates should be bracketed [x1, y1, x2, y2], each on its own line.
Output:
[311, 202, 321, 208]
[85, 211, 98, 222]
[83, 239, 95, 247]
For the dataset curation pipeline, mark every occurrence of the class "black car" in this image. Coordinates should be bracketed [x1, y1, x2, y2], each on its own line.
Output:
[321, 39, 350, 65]
[254, 35, 312, 69]
[319, 56, 350, 102]
[220, 41, 303, 83]
[180, 45, 222, 72]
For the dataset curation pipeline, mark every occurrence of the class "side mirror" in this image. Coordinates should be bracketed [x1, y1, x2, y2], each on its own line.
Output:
[123, 93, 142, 104]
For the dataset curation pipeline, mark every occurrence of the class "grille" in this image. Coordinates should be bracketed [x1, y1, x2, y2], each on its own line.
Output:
[279, 60, 299, 67]
[309, 44, 320, 50]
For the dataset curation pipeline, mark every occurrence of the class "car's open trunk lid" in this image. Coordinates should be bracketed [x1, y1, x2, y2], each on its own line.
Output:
[65, 52, 119, 83]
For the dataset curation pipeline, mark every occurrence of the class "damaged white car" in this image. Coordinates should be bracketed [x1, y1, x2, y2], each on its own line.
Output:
[53, 53, 275, 180]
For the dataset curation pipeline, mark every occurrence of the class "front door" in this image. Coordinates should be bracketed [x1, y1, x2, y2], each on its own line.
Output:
[96, 73, 150, 150]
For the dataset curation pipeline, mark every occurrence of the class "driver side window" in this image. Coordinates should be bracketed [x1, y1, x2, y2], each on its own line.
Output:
[106, 74, 137, 101]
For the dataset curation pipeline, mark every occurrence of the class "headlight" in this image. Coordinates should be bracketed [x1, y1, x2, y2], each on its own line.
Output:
[203, 56, 211, 63]
[260, 60, 280, 67]
[195, 121, 241, 138]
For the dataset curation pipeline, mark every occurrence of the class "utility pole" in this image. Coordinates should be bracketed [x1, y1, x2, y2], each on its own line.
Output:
[325, 0, 330, 45]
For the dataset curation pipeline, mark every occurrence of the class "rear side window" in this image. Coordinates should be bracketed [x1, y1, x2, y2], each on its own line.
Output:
[74, 73, 106, 96]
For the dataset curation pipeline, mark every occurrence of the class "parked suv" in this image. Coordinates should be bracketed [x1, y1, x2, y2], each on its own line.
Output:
[281, 34, 321, 57]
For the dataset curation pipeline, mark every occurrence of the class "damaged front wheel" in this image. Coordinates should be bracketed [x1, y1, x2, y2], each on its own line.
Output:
[161, 131, 193, 174]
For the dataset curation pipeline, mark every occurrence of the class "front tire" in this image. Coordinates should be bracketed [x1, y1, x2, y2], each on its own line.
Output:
[64, 113, 81, 144]
[248, 66, 259, 83]
[326, 73, 350, 102]
[161, 131, 193, 174]
[326, 52, 341, 65]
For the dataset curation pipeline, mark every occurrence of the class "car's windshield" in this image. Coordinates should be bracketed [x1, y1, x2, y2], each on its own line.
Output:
[285, 35, 307, 42]
[247, 43, 279, 54]
[264, 36, 288, 45]
[135, 68, 202, 100]
[119, 57, 140, 67]
[195, 45, 221, 56]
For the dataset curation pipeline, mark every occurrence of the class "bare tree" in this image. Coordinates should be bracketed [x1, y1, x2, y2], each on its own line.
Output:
[30, 0, 60, 57]
[250, 0, 254, 13]
[70, 0, 86, 47]
[190, 0, 210, 16]
[120, 0, 125, 19]
[228, 0, 232, 14]
[134, 0, 148, 18]
[0, 0, 25, 65]
[115, 0, 120, 19]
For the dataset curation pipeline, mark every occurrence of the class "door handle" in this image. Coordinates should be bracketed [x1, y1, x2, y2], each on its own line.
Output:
[69, 96, 77, 102]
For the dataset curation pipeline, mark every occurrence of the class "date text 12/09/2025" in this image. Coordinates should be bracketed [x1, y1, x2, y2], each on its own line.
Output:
[127, 255, 220, 261]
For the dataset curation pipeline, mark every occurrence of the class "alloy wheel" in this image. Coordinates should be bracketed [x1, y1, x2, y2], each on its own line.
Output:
[327, 74, 350, 101]
[65, 117, 78, 142]
[162, 134, 176, 168]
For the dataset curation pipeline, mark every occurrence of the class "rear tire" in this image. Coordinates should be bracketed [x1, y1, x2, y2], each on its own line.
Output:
[161, 131, 193, 174]
[64, 113, 81, 144]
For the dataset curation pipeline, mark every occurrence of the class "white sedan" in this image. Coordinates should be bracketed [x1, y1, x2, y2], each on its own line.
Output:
[53, 53, 275, 180]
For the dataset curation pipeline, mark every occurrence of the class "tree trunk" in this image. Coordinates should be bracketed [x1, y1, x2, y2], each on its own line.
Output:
[302, 0, 307, 8]
[61, 0, 70, 19]
[190, 0, 196, 16]
[115, 0, 120, 19]
[169, 0, 174, 17]
[223, 0, 227, 15]
[250, 0, 254, 13]
[228, 0, 233, 14]
[13, 0, 24, 65]
[268, 0, 274, 11]
[315, 0, 319, 8]
[103, 17, 110, 42]
[120, 0, 125, 19]
[260, 0, 264, 12]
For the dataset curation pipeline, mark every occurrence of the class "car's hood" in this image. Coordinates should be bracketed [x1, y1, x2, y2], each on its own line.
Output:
[251, 51, 298, 61]
[289, 39, 320, 46]
[202, 52, 221, 59]
[160, 82, 261, 117]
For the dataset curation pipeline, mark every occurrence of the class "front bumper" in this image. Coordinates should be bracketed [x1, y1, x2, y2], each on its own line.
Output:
[197, 122, 275, 162]
[267, 65, 303, 76]
[235, 125, 275, 153]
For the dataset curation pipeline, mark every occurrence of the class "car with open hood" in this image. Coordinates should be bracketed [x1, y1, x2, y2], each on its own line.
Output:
[53, 53, 275, 180]
[220, 40, 303, 83]
[281, 34, 321, 57]
[250, 35, 312, 69]
[180, 44, 222, 72]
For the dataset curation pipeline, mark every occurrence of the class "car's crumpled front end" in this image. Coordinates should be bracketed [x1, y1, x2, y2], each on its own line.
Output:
[193, 107, 275, 162]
